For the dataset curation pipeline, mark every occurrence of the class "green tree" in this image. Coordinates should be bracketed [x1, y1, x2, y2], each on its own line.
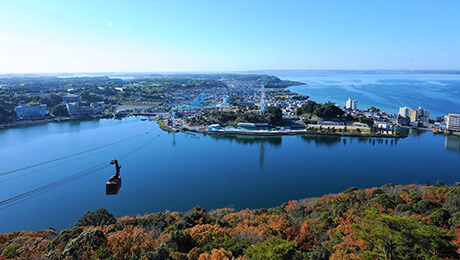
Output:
[51, 104, 69, 117]
[412, 200, 441, 216]
[267, 106, 282, 124]
[354, 208, 458, 259]
[445, 188, 460, 214]
[74, 208, 116, 227]
[163, 231, 196, 253]
[428, 208, 450, 227]
[1, 243, 20, 258]
[203, 237, 251, 258]
[244, 237, 301, 260]
[312, 102, 344, 118]
[296, 101, 320, 116]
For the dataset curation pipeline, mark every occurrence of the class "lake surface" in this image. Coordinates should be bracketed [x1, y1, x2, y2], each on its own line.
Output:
[1, 116, 459, 233]
[281, 73, 460, 117]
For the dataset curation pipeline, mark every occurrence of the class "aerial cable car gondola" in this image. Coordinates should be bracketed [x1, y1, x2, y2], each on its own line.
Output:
[106, 159, 122, 195]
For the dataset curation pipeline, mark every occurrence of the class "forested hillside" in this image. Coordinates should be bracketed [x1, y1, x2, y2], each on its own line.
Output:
[1, 183, 460, 259]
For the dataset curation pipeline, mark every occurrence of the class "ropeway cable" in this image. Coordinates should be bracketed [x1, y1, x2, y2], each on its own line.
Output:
[0, 130, 163, 210]
[0, 131, 162, 210]
[0, 163, 110, 210]
[0, 128, 156, 177]
[0, 143, 118, 184]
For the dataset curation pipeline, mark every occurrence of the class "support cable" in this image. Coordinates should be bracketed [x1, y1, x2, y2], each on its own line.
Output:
[0, 128, 155, 177]
[0, 130, 163, 210]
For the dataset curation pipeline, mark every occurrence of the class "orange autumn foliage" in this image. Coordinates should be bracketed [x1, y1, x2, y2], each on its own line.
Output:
[363, 187, 377, 195]
[451, 228, 460, 254]
[221, 209, 254, 227]
[328, 209, 365, 252]
[170, 251, 188, 260]
[17, 237, 50, 259]
[229, 213, 292, 241]
[187, 247, 203, 260]
[284, 200, 299, 213]
[107, 225, 155, 259]
[422, 191, 447, 204]
[198, 248, 234, 260]
[295, 219, 321, 251]
[186, 224, 229, 246]
[2, 184, 460, 259]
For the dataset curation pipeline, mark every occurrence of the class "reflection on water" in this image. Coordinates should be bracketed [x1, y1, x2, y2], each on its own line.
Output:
[209, 135, 282, 169]
[300, 134, 398, 147]
[399, 127, 431, 137]
[209, 134, 404, 169]
[210, 134, 282, 146]
[400, 128, 460, 153]
[301, 135, 342, 146]
[445, 135, 460, 153]
[260, 142, 264, 169]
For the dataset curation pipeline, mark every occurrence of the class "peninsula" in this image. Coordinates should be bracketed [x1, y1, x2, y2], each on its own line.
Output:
[2, 73, 458, 139]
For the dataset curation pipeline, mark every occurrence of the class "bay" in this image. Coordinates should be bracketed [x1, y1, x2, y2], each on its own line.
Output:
[280, 73, 460, 117]
[0, 116, 459, 233]
[1, 72, 460, 233]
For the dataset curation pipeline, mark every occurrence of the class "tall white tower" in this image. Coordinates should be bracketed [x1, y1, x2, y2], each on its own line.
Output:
[260, 85, 266, 114]
[346, 98, 358, 110]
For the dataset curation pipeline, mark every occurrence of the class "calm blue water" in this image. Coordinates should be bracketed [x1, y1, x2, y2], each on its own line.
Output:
[0, 117, 459, 233]
[281, 73, 460, 117]
[1, 73, 460, 233]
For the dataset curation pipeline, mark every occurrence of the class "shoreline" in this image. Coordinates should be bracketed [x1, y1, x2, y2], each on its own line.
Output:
[160, 124, 407, 139]
[0, 114, 113, 130]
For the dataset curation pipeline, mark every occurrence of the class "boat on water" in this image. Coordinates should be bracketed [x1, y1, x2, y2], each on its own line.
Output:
[106, 159, 122, 195]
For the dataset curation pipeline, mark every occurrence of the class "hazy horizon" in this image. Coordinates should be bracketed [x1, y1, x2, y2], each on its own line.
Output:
[2, 69, 460, 77]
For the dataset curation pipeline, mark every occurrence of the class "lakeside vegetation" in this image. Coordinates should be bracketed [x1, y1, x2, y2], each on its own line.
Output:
[2, 183, 460, 259]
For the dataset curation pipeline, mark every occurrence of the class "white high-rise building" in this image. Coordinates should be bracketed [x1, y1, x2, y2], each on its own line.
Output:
[446, 113, 460, 131]
[346, 98, 358, 110]
[399, 107, 411, 117]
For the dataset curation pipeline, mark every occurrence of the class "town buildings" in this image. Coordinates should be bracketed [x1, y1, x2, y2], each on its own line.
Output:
[15, 102, 47, 119]
[446, 113, 460, 131]
[404, 106, 430, 123]
[398, 107, 411, 118]
[62, 94, 103, 117]
[62, 94, 81, 103]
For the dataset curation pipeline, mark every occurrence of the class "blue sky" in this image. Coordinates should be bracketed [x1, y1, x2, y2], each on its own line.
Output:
[1, 0, 459, 73]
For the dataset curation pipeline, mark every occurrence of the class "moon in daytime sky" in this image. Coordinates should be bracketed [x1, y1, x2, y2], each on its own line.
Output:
[107, 22, 112, 27]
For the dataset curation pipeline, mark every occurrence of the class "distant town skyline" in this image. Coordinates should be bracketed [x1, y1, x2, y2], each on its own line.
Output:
[1, 0, 459, 73]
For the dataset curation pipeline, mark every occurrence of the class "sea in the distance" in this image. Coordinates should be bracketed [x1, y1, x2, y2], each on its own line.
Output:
[281, 72, 460, 118]
[1, 73, 460, 233]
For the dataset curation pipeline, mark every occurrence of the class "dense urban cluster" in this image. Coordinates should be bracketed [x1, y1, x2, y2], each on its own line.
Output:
[1, 184, 460, 259]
